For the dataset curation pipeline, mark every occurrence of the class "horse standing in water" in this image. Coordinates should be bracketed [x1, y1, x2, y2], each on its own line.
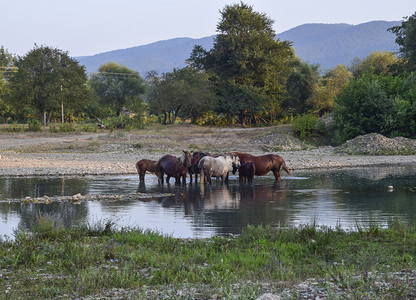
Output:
[233, 152, 290, 182]
[135, 159, 157, 182]
[189, 152, 211, 183]
[155, 151, 192, 185]
[238, 162, 256, 184]
[198, 153, 240, 185]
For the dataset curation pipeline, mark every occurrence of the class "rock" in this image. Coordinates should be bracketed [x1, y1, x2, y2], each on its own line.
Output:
[256, 293, 280, 300]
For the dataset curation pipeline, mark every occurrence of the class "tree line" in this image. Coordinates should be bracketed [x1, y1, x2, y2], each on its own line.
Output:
[1, 3, 415, 144]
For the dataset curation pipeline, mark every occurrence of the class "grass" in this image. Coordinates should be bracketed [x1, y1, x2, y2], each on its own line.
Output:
[0, 216, 415, 299]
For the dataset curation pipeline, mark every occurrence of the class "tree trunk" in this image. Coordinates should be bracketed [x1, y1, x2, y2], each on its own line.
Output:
[47, 108, 53, 125]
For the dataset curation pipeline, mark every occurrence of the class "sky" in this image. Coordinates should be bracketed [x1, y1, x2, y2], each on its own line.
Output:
[2, 0, 415, 57]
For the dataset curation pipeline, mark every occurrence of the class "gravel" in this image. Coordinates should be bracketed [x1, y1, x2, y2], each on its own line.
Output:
[1, 132, 416, 177]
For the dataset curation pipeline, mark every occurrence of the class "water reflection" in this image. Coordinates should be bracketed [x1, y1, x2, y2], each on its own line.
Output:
[1, 165, 416, 239]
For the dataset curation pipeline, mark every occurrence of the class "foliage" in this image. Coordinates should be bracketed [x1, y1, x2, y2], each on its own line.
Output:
[389, 11, 416, 72]
[0, 46, 17, 123]
[188, 2, 293, 125]
[147, 67, 216, 124]
[7, 45, 91, 125]
[333, 73, 416, 143]
[283, 57, 319, 116]
[27, 119, 42, 132]
[88, 62, 147, 127]
[1, 218, 415, 299]
[307, 64, 352, 114]
[293, 113, 318, 138]
[350, 51, 399, 77]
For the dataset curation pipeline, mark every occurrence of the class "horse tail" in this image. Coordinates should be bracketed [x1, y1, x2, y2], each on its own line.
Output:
[198, 158, 205, 183]
[135, 161, 140, 174]
[281, 158, 291, 175]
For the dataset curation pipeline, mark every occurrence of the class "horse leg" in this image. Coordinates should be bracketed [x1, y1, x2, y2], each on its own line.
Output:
[272, 169, 281, 183]
[166, 175, 171, 184]
[157, 172, 164, 185]
[199, 170, 205, 184]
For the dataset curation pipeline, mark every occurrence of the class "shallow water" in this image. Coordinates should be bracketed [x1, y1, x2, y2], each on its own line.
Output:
[1, 165, 416, 239]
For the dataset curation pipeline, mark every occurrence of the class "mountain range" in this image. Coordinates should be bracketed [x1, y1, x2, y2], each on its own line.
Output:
[76, 20, 401, 76]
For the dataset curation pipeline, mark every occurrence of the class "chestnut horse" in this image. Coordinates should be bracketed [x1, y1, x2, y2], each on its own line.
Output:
[238, 162, 255, 184]
[189, 152, 211, 183]
[233, 152, 290, 181]
[155, 151, 192, 185]
[135, 159, 157, 182]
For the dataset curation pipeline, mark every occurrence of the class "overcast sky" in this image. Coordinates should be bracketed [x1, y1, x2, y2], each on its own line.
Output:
[2, 0, 415, 57]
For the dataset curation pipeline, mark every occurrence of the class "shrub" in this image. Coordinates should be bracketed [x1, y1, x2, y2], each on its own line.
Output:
[8, 123, 26, 132]
[27, 119, 42, 132]
[293, 113, 317, 138]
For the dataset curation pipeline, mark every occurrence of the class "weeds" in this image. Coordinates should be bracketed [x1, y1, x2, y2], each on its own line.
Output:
[1, 217, 415, 299]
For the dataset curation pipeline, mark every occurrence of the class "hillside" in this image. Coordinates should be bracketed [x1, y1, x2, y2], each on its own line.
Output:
[76, 20, 401, 75]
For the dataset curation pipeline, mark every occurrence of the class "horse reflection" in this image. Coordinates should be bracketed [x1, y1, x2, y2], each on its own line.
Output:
[199, 185, 240, 210]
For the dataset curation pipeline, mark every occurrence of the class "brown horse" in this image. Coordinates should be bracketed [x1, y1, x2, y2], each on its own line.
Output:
[155, 151, 192, 185]
[189, 152, 211, 183]
[233, 152, 290, 181]
[135, 159, 157, 182]
[238, 162, 255, 184]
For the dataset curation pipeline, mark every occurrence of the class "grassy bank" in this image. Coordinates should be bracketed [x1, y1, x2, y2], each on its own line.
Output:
[1, 217, 415, 299]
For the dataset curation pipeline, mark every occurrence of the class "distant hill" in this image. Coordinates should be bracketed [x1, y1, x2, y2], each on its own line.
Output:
[76, 20, 401, 75]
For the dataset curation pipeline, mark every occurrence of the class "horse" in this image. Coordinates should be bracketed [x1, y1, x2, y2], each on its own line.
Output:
[233, 152, 290, 182]
[238, 162, 255, 184]
[155, 151, 192, 185]
[189, 152, 211, 183]
[135, 159, 157, 182]
[198, 153, 240, 185]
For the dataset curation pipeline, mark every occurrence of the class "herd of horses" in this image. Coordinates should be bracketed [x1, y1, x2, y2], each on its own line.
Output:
[135, 151, 290, 185]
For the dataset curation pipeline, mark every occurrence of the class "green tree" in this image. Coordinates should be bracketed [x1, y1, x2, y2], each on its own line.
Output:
[307, 64, 352, 115]
[350, 51, 398, 77]
[0, 46, 17, 123]
[389, 11, 416, 72]
[332, 74, 416, 143]
[283, 57, 319, 116]
[88, 62, 147, 127]
[8, 45, 90, 125]
[147, 67, 216, 124]
[188, 2, 293, 125]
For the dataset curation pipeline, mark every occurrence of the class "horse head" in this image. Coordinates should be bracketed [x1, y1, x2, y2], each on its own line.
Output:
[182, 150, 193, 168]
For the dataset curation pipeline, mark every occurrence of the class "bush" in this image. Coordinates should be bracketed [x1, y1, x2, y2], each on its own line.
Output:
[333, 73, 416, 144]
[8, 123, 26, 132]
[293, 113, 317, 138]
[27, 119, 42, 132]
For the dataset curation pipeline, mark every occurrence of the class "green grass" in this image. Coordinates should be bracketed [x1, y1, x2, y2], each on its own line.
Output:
[0, 217, 415, 299]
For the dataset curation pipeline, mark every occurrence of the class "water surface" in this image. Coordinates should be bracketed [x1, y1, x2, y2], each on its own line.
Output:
[1, 165, 416, 239]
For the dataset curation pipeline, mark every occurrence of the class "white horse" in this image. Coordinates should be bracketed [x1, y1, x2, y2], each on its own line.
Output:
[198, 153, 240, 184]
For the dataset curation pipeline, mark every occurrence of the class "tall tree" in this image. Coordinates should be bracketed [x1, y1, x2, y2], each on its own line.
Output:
[88, 62, 147, 127]
[283, 57, 319, 116]
[8, 45, 90, 125]
[147, 67, 216, 124]
[350, 51, 398, 77]
[307, 64, 352, 115]
[188, 2, 293, 125]
[0, 46, 17, 123]
[388, 11, 416, 72]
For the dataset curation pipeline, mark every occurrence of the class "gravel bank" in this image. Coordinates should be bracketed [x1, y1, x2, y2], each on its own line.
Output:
[1, 131, 416, 177]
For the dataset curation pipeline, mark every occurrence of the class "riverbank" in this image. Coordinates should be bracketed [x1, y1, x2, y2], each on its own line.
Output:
[1, 126, 416, 299]
[1, 126, 416, 177]
[1, 218, 415, 299]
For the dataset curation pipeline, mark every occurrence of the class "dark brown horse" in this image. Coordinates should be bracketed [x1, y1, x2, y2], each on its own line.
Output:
[238, 162, 255, 184]
[189, 152, 211, 183]
[155, 151, 192, 185]
[234, 152, 290, 181]
[135, 159, 157, 182]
